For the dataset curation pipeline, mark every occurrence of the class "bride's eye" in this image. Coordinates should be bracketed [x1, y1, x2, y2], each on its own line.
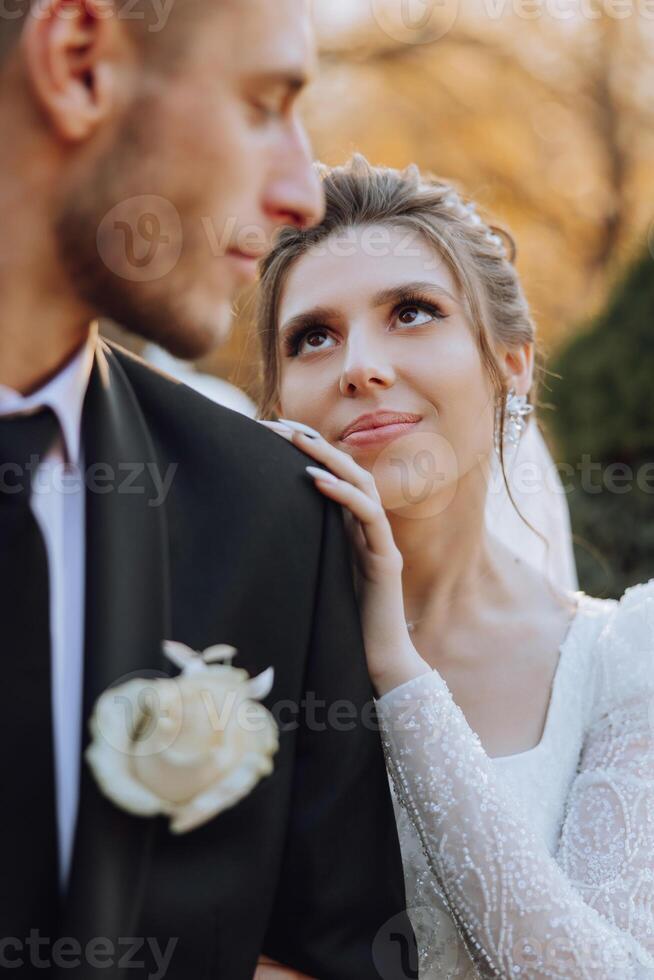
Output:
[286, 327, 336, 357]
[393, 300, 446, 329]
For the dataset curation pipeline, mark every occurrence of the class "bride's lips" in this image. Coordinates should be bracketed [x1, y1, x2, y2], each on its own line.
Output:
[339, 411, 423, 448]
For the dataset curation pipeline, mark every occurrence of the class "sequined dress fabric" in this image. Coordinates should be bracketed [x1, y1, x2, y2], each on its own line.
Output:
[376, 581, 654, 978]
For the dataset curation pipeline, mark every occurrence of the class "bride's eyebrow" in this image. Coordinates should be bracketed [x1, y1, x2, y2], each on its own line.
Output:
[279, 281, 457, 337]
[372, 281, 457, 307]
[281, 305, 341, 337]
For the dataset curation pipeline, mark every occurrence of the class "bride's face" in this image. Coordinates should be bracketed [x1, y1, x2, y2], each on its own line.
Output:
[277, 224, 499, 517]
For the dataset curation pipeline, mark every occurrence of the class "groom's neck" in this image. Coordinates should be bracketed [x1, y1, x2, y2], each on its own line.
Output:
[0, 138, 95, 394]
[0, 277, 93, 395]
[0, 320, 92, 396]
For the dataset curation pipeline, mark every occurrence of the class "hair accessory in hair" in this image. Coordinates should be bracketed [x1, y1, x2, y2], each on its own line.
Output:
[402, 163, 422, 183]
[464, 201, 483, 226]
[485, 229, 507, 257]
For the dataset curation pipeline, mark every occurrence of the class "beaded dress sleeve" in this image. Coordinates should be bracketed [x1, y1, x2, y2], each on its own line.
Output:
[376, 581, 654, 978]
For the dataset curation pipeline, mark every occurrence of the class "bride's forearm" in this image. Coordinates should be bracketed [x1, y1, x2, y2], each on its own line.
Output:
[368, 641, 431, 697]
[356, 577, 432, 697]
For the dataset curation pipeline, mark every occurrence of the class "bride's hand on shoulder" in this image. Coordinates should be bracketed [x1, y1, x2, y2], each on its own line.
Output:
[259, 419, 430, 695]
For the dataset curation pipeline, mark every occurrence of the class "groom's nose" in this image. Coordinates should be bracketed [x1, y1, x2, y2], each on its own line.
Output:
[263, 120, 325, 231]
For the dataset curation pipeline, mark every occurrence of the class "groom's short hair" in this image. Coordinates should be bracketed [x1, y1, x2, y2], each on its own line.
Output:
[0, 2, 28, 65]
[0, 0, 217, 72]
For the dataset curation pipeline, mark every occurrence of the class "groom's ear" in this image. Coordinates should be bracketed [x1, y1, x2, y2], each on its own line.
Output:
[21, 0, 133, 142]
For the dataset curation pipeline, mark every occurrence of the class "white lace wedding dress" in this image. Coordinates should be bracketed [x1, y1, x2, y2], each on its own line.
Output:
[377, 580, 654, 979]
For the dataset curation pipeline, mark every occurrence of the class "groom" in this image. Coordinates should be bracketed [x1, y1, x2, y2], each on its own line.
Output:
[0, 1, 415, 978]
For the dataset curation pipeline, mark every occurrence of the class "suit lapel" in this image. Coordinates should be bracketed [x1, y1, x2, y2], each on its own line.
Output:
[59, 341, 172, 972]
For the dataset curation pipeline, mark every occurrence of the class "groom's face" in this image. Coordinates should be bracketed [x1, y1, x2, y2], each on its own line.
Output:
[53, 0, 324, 357]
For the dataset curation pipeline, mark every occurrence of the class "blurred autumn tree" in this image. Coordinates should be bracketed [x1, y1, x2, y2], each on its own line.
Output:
[549, 240, 654, 596]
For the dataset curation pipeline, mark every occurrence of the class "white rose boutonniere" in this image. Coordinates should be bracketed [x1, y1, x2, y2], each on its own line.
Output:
[85, 642, 279, 834]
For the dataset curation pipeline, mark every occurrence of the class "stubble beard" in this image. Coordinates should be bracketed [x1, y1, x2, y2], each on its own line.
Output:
[52, 95, 234, 360]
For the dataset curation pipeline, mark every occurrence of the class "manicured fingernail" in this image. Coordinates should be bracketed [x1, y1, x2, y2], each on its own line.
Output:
[278, 419, 321, 439]
[306, 466, 337, 484]
[259, 420, 293, 440]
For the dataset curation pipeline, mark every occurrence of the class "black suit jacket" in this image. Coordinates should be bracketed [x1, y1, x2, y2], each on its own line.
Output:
[51, 340, 415, 980]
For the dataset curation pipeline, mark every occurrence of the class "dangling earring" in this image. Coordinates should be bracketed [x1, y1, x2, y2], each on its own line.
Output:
[494, 388, 533, 454]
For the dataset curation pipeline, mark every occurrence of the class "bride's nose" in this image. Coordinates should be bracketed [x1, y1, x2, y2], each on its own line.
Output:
[338, 332, 396, 396]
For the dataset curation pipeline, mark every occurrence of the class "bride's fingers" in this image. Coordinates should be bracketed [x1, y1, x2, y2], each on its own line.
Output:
[261, 419, 399, 563]
[253, 957, 316, 979]
[342, 510, 372, 571]
[306, 467, 396, 558]
[260, 421, 380, 502]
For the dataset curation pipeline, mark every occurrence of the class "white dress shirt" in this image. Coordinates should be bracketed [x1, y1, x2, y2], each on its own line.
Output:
[0, 326, 97, 893]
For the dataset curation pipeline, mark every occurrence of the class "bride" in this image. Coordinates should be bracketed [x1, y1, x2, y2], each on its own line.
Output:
[253, 156, 654, 979]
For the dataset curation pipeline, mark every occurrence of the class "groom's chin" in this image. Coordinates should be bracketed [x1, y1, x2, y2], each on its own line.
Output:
[122, 294, 237, 361]
[169, 307, 234, 358]
[149, 312, 234, 360]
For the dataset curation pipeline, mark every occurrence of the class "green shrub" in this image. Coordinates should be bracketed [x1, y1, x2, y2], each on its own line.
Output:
[548, 243, 654, 597]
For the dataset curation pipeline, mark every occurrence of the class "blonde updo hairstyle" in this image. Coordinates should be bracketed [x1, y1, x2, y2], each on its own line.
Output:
[257, 154, 545, 534]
